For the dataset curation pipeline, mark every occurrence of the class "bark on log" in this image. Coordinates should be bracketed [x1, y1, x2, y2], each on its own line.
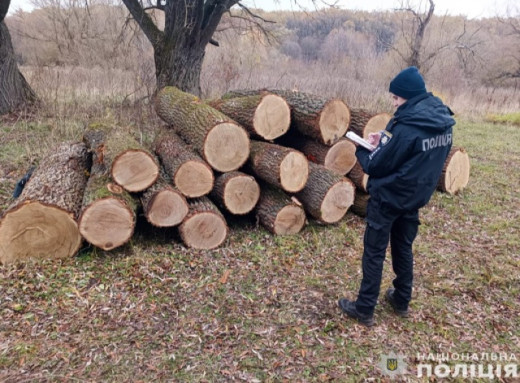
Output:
[141, 171, 189, 227]
[350, 191, 370, 217]
[437, 147, 470, 194]
[179, 197, 228, 250]
[347, 161, 369, 193]
[155, 87, 250, 172]
[154, 130, 214, 198]
[256, 183, 306, 235]
[0, 142, 90, 264]
[348, 109, 392, 139]
[224, 89, 350, 146]
[296, 162, 355, 224]
[208, 94, 290, 140]
[298, 138, 356, 175]
[83, 123, 159, 192]
[248, 140, 309, 193]
[210, 171, 260, 215]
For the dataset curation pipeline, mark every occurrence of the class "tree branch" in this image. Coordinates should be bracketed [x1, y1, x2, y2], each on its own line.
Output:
[121, 0, 162, 46]
[0, 0, 11, 23]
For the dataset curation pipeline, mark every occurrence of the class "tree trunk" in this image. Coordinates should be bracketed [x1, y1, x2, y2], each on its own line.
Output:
[154, 130, 214, 198]
[350, 191, 370, 217]
[347, 161, 369, 193]
[0, 21, 37, 114]
[256, 183, 306, 235]
[210, 171, 260, 215]
[141, 171, 188, 227]
[208, 94, 291, 140]
[437, 147, 470, 194]
[179, 197, 228, 250]
[296, 162, 355, 224]
[155, 87, 250, 172]
[248, 140, 309, 193]
[84, 123, 159, 192]
[348, 109, 392, 139]
[0, 142, 90, 263]
[225, 89, 350, 145]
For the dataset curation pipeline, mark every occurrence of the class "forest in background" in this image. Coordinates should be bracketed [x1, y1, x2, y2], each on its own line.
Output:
[5, 1, 520, 116]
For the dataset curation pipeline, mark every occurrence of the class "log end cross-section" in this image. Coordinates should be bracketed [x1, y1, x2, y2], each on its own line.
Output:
[280, 151, 309, 193]
[253, 94, 291, 140]
[438, 147, 470, 195]
[319, 99, 351, 145]
[0, 202, 81, 264]
[324, 139, 357, 175]
[204, 123, 250, 172]
[274, 205, 306, 235]
[145, 189, 189, 227]
[112, 150, 159, 192]
[175, 161, 214, 198]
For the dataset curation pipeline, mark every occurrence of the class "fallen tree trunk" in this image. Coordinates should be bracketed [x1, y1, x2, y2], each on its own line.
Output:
[348, 109, 392, 139]
[256, 183, 306, 235]
[155, 87, 250, 172]
[80, 127, 139, 251]
[296, 137, 357, 176]
[347, 161, 369, 193]
[437, 147, 470, 194]
[83, 123, 159, 192]
[296, 162, 355, 224]
[248, 140, 309, 193]
[154, 130, 214, 198]
[210, 171, 260, 215]
[179, 197, 228, 250]
[141, 171, 189, 227]
[0, 142, 90, 264]
[350, 191, 370, 217]
[208, 94, 291, 140]
[225, 89, 350, 146]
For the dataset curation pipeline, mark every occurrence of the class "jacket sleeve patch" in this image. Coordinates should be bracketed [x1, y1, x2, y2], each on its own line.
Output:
[380, 131, 392, 146]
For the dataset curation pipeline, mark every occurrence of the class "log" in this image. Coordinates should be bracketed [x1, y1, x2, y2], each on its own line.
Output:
[225, 89, 350, 146]
[80, 127, 138, 251]
[0, 142, 90, 264]
[210, 171, 260, 215]
[350, 191, 370, 217]
[155, 87, 250, 172]
[437, 147, 470, 194]
[83, 123, 159, 192]
[296, 162, 355, 224]
[179, 197, 228, 250]
[141, 171, 189, 227]
[248, 140, 309, 193]
[349, 109, 392, 139]
[208, 94, 291, 140]
[256, 183, 306, 235]
[347, 161, 369, 193]
[154, 130, 214, 198]
[298, 138, 357, 175]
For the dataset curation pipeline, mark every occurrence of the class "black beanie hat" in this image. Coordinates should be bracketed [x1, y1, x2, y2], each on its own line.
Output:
[389, 66, 427, 100]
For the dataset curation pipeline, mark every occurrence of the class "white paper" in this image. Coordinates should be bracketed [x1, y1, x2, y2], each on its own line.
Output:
[346, 131, 376, 151]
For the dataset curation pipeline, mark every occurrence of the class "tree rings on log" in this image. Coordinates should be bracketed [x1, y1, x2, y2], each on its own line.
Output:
[211, 171, 260, 215]
[204, 122, 250, 172]
[349, 109, 392, 139]
[112, 150, 159, 192]
[179, 197, 228, 249]
[300, 138, 357, 175]
[141, 174, 188, 227]
[437, 147, 470, 194]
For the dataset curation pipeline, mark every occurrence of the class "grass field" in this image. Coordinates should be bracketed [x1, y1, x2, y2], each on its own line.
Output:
[0, 114, 519, 382]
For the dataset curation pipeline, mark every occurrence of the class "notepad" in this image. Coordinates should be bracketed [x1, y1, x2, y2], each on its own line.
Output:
[346, 131, 376, 151]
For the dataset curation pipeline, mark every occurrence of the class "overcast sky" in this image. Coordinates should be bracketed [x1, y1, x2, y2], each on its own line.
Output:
[7, 0, 516, 18]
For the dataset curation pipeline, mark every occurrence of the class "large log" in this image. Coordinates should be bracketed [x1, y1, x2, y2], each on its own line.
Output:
[0, 142, 90, 264]
[296, 162, 355, 224]
[83, 123, 159, 192]
[208, 94, 291, 140]
[210, 171, 260, 215]
[141, 171, 189, 227]
[248, 140, 309, 193]
[225, 89, 350, 146]
[297, 137, 356, 176]
[348, 109, 392, 139]
[347, 161, 369, 193]
[80, 127, 139, 251]
[437, 147, 470, 194]
[155, 87, 250, 172]
[154, 130, 214, 198]
[350, 191, 370, 217]
[179, 197, 228, 250]
[256, 183, 306, 235]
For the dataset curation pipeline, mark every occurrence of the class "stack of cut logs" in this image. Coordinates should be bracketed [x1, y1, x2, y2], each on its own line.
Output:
[0, 87, 470, 263]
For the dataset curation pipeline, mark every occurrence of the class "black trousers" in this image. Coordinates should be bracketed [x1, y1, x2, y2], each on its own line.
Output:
[355, 198, 420, 316]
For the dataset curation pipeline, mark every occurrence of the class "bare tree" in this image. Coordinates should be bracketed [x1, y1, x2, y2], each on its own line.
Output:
[496, 5, 520, 80]
[0, 0, 37, 114]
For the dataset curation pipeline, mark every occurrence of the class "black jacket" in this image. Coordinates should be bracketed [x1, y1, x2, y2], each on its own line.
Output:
[356, 92, 455, 211]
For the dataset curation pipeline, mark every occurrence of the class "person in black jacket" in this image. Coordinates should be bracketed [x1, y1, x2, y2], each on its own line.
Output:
[338, 66, 455, 326]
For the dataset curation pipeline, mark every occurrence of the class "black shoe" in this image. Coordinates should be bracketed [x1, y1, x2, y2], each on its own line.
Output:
[385, 288, 409, 318]
[338, 298, 374, 327]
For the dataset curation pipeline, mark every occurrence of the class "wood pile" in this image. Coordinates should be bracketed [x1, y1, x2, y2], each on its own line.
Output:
[0, 87, 470, 263]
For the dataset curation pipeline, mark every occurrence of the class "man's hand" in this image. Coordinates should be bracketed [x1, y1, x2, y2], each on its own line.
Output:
[367, 132, 382, 146]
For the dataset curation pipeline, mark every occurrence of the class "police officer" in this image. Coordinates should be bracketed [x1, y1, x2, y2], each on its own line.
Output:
[338, 66, 455, 326]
